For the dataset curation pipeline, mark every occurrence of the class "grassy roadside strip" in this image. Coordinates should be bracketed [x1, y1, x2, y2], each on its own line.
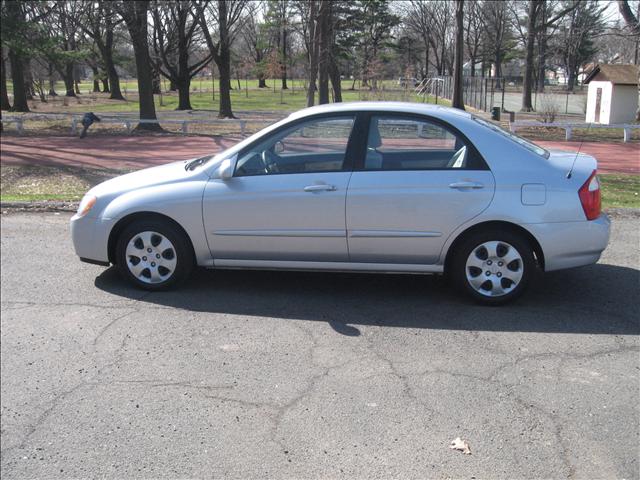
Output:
[1, 165, 638, 209]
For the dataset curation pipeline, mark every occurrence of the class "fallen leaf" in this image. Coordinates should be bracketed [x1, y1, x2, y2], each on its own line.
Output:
[449, 437, 472, 455]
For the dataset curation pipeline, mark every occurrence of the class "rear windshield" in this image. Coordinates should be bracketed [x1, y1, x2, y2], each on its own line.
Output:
[473, 116, 549, 158]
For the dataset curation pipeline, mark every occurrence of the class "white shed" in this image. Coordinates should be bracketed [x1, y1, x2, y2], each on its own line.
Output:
[584, 64, 639, 124]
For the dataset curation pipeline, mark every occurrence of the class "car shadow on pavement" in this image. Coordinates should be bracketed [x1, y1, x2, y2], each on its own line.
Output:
[95, 263, 639, 337]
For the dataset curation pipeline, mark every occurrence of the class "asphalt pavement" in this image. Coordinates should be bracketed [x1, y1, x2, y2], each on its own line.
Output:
[1, 212, 638, 479]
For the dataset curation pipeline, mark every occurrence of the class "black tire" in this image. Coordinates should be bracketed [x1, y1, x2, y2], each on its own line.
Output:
[450, 229, 536, 306]
[115, 218, 194, 290]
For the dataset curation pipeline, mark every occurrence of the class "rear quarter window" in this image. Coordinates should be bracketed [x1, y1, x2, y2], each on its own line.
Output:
[473, 116, 549, 158]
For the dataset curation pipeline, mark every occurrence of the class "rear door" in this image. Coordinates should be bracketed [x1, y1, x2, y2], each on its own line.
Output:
[346, 114, 495, 264]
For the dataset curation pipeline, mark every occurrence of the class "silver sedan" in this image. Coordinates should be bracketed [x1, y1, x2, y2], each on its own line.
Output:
[71, 102, 610, 304]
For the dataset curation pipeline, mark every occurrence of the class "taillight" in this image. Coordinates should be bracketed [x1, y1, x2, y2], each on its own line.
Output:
[578, 170, 601, 220]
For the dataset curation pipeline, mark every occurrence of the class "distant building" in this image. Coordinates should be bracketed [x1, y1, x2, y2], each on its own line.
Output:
[584, 64, 639, 124]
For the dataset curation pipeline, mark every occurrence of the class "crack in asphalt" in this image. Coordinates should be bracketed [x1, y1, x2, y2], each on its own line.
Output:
[0, 317, 136, 462]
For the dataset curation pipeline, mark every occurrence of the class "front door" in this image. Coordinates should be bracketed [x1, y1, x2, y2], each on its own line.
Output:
[346, 114, 495, 264]
[594, 88, 602, 123]
[203, 115, 357, 262]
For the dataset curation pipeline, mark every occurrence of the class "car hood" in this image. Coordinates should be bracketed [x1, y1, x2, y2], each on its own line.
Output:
[89, 157, 213, 198]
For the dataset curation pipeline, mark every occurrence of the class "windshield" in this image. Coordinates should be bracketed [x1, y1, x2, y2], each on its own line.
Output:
[473, 116, 549, 158]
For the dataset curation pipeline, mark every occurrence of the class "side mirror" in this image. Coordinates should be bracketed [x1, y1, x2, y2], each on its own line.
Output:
[218, 157, 235, 180]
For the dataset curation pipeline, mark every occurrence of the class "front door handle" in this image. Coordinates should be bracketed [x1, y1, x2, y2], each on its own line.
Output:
[449, 181, 484, 189]
[304, 184, 336, 192]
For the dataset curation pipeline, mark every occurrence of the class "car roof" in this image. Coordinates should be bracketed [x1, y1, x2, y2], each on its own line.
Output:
[287, 101, 474, 122]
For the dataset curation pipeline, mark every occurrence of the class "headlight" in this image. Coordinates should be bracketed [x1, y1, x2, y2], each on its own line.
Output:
[77, 194, 97, 217]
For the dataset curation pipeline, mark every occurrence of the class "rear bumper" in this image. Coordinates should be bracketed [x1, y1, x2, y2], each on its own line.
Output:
[524, 214, 611, 271]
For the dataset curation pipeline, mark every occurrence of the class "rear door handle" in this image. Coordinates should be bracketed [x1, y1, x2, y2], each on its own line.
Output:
[449, 181, 484, 189]
[304, 184, 336, 192]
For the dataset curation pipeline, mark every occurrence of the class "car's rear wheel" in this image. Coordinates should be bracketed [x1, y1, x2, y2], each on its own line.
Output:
[115, 219, 193, 290]
[451, 230, 535, 305]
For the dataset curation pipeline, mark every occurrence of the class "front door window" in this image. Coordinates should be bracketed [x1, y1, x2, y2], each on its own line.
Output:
[235, 116, 355, 176]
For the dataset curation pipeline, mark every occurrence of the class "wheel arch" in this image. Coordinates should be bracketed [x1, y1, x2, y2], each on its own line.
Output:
[107, 211, 196, 265]
[443, 220, 545, 274]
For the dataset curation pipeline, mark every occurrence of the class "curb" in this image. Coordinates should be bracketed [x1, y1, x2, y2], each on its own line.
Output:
[1, 201, 79, 213]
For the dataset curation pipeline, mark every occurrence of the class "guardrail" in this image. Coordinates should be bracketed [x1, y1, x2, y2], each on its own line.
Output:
[509, 121, 639, 143]
[1, 117, 25, 134]
[70, 116, 247, 136]
[1, 115, 248, 137]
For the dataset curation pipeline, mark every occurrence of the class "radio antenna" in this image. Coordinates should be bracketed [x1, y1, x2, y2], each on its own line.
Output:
[567, 122, 592, 179]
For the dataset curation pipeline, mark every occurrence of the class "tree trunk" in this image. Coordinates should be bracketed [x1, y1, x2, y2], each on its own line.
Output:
[47, 63, 58, 96]
[104, 47, 124, 99]
[23, 58, 34, 100]
[152, 67, 161, 95]
[452, 0, 465, 110]
[63, 62, 76, 97]
[1, 55, 11, 110]
[120, 1, 161, 130]
[281, 26, 288, 89]
[536, 1, 547, 93]
[258, 75, 267, 88]
[329, 58, 342, 103]
[91, 66, 101, 92]
[5, 1, 28, 111]
[9, 48, 29, 112]
[217, 52, 234, 118]
[567, 68, 577, 93]
[494, 50, 502, 89]
[521, 0, 538, 112]
[317, 1, 330, 104]
[306, 0, 319, 107]
[176, 80, 192, 110]
[102, 77, 110, 93]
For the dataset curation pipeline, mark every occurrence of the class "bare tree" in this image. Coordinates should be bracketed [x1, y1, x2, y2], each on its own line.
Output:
[1, 49, 10, 110]
[618, 0, 640, 35]
[617, 0, 640, 119]
[402, 1, 432, 78]
[115, 0, 161, 129]
[77, 0, 125, 100]
[240, 2, 271, 88]
[197, 0, 249, 118]
[152, 0, 212, 110]
[464, 0, 484, 77]
[265, 0, 291, 90]
[554, 0, 607, 92]
[482, 0, 512, 86]
[317, 0, 331, 104]
[303, 0, 320, 106]
[520, 0, 579, 111]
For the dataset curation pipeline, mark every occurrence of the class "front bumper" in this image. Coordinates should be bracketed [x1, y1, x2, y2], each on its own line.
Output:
[524, 214, 611, 271]
[70, 213, 112, 264]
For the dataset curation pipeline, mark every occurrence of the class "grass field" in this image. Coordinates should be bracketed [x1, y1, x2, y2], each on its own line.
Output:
[2, 165, 637, 209]
[4, 78, 450, 114]
[600, 174, 640, 209]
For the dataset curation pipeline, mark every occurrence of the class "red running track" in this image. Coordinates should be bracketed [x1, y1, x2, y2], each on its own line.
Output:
[537, 141, 639, 175]
[1, 135, 638, 174]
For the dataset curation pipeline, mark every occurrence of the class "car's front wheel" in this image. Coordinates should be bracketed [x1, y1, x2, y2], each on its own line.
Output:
[115, 219, 193, 290]
[452, 230, 536, 305]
